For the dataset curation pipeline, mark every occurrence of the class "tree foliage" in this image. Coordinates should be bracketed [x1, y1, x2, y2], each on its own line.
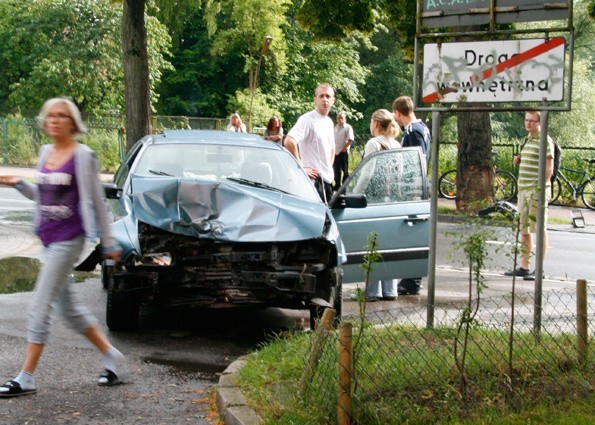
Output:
[0, 0, 171, 118]
[0, 0, 123, 115]
[273, 17, 369, 128]
[296, 0, 374, 41]
[549, 58, 595, 146]
[157, 0, 370, 130]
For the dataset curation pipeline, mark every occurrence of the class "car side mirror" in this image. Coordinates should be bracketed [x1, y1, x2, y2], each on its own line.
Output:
[329, 193, 367, 209]
[103, 183, 122, 199]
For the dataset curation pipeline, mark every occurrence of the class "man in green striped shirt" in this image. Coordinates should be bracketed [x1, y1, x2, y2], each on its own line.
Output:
[504, 110, 554, 280]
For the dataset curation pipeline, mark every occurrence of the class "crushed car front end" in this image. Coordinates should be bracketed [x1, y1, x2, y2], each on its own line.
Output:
[105, 172, 343, 330]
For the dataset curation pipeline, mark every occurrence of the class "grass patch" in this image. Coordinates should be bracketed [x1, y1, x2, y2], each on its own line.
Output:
[0, 210, 34, 223]
[236, 323, 595, 424]
[0, 257, 97, 294]
[549, 216, 573, 225]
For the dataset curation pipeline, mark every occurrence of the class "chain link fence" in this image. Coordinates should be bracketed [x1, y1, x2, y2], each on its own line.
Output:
[299, 284, 594, 424]
[0, 115, 226, 172]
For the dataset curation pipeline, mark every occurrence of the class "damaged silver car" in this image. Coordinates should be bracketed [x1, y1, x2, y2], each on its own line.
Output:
[84, 130, 429, 330]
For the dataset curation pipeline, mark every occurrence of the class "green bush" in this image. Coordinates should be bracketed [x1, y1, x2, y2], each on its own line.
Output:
[0, 116, 40, 166]
[0, 116, 122, 173]
[81, 127, 122, 173]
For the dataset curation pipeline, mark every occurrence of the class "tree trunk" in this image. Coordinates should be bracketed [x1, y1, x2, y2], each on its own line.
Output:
[456, 109, 493, 212]
[122, 0, 151, 152]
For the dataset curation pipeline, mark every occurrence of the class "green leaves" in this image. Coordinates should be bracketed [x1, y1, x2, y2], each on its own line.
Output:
[296, 0, 374, 41]
[0, 0, 171, 117]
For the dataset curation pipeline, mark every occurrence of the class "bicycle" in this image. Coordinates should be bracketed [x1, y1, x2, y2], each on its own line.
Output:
[438, 153, 517, 202]
[549, 158, 595, 210]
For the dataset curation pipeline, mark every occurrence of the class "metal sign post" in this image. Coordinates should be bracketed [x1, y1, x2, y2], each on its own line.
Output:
[417, 0, 573, 332]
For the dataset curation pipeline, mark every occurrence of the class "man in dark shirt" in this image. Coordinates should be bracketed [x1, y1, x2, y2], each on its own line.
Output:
[393, 96, 430, 159]
[392, 96, 431, 295]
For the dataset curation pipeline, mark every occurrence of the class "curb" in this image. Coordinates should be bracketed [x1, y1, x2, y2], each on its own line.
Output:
[217, 358, 262, 425]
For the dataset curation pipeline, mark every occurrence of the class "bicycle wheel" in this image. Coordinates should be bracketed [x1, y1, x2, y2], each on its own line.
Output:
[581, 179, 595, 210]
[438, 169, 457, 199]
[493, 170, 517, 202]
[549, 178, 561, 205]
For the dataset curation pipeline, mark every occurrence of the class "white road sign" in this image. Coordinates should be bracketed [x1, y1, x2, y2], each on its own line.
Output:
[422, 38, 565, 104]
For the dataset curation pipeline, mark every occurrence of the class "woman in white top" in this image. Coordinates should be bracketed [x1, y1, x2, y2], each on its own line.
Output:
[363, 109, 401, 158]
[226, 112, 247, 132]
[362, 109, 401, 301]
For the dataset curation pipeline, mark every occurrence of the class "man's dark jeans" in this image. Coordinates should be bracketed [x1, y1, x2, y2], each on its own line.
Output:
[314, 178, 333, 204]
[333, 151, 349, 191]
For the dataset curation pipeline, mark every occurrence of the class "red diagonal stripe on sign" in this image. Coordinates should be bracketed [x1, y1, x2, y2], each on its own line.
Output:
[472, 37, 564, 83]
[422, 37, 565, 104]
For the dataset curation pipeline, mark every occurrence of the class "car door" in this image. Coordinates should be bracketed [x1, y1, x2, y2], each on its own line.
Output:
[331, 148, 430, 283]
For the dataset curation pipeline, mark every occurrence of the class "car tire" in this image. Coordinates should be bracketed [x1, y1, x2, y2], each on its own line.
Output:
[106, 276, 140, 331]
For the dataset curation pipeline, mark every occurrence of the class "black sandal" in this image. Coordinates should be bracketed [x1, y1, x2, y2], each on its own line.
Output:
[97, 369, 122, 386]
[0, 380, 37, 398]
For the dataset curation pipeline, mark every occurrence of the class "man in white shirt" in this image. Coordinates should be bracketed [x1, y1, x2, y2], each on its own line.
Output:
[284, 83, 336, 203]
[333, 112, 354, 191]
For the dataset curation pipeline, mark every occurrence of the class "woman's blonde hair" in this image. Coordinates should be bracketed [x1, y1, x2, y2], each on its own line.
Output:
[36, 97, 87, 138]
[371, 109, 400, 138]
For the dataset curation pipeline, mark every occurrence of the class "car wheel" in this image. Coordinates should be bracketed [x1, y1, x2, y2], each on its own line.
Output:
[106, 275, 140, 331]
[309, 267, 343, 330]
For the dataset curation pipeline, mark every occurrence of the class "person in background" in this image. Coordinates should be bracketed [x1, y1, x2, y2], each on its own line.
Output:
[227, 112, 247, 132]
[263, 115, 284, 143]
[333, 112, 354, 191]
[0, 97, 128, 398]
[356, 109, 401, 301]
[392, 96, 430, 295]
[392, 96, 430, 160]
[284, 83, 336, 203]
[363, 109, 401, 157]
[504, 110, 554, 281]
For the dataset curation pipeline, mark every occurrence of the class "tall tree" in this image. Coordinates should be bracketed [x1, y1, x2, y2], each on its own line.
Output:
[122, 0, 151, 151]
[119, 0, 208, 150]
[456, 110, 494, 211]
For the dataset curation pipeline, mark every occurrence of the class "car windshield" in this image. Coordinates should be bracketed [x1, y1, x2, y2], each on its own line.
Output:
[132, 142, 321, 202]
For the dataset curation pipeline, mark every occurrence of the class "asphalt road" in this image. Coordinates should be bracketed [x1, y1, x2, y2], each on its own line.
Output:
[0, 273, 313, 424]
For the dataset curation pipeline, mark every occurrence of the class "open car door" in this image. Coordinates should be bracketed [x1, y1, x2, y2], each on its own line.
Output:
[331, 148, 430, 283]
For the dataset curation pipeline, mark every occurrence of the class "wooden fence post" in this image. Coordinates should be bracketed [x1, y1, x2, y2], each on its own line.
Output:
[576, 279, 588, 366]
[298, 308, 336, 396]
[338, 322, 352, 425]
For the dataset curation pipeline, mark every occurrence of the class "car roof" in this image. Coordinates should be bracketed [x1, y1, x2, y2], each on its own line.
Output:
[146, 130, 277, 149]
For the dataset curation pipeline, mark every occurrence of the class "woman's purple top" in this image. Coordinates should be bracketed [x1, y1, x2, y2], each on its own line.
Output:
[37, 155, 84, 246]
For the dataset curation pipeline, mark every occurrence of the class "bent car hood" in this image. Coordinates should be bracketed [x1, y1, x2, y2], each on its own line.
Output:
[130, 175, 329, 242]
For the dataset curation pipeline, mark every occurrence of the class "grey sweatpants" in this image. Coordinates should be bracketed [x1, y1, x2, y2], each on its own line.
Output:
[27, 235, 97, 344]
